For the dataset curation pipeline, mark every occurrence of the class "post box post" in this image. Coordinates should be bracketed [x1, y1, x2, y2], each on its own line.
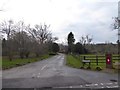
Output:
[106, 54, 113, 69]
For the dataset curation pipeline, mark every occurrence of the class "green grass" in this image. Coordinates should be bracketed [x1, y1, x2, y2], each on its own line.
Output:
[79, 54, 119, 69]
[66, 54, 119, 71]
[0, 57, 2, 69]
[66, 54, 82, 68]
[2, 54, 53, 70]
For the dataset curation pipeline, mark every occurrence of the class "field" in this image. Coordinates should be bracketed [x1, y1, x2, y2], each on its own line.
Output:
[66, 54, 119, 72]
[1, 54, 53, 70]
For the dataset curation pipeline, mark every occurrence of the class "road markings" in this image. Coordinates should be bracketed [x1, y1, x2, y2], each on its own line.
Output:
[32, 64, 47, 78]
[114, 82, 118, 84]
[111, 85, 119, 88]
[100, 83, 104, 85]
[106, 86, 118, 88]
[106, 83, 113, 85]
[54, 83, 119, 88]
[101, 87, 104, 88]
[37, 75, 40, 78]
[108, 85, 119, 88]
[41, 65, 47, 70]
[106, 86, 110, 88]
[56, 81, 119, 88]
[80, 85, 83, 87]
[94, 84, 98, 86]
[85, 84, 91, 87]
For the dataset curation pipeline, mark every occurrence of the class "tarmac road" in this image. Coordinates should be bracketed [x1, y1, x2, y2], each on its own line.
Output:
[2, 54, 119, 89]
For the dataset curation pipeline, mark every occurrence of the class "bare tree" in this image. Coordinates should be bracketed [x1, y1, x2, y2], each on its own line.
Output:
[12, 31, 31, 58]
[80, 36, 86, 45]
[80, 34, 93, 45]
[1, 20, 58, 58]
[113, 17, 120, 29]
[27, 24, 51, 43]
[1, 20, 14, 39]
[27, 24, 53, 57]
[13, 21, 33, 58]
[112, 17, 120, 54]
[34, 24, 51, 44]
[86, 34, 93, 44]
[1, 20, 15, 60]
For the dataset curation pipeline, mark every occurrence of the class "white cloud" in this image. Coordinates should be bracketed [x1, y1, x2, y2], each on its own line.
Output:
[0, 0, 119, 43]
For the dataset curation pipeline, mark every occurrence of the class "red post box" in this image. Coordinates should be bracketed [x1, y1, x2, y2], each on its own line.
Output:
[106, 54, 113, 69]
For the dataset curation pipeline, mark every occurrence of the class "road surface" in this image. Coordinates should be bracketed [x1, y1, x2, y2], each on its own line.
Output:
[2, 54, 119, 89]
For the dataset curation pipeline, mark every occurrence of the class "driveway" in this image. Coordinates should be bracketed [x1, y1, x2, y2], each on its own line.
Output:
[2, 54, 119, 88]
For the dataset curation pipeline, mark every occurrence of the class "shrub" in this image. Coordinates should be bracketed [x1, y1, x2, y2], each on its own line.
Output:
[96, 67, 102, 71]
[49, 52, 56, 55]
[86, 66, 91, 69]
[80, 66, 84, 69]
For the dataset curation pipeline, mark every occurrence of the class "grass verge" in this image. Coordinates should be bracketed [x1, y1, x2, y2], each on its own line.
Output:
[66, 54, 119, 73]
[2, 54, 54, 70]
[66, 54, 82, 68]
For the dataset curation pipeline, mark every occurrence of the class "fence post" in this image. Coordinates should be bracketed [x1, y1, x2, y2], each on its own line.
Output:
[96, 55, 98, 65]
[84, 56, 85, 60]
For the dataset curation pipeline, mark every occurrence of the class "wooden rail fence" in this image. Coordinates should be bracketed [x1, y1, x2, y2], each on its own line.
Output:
[80, 55, 119, 65]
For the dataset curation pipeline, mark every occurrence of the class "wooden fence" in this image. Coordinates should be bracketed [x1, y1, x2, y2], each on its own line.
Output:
[80, 55, 119, 65]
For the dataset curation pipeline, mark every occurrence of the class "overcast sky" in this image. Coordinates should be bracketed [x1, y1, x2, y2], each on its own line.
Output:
[0, 0, 119, 44]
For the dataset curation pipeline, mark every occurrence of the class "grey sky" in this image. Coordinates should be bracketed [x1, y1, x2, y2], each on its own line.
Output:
[0, 0, 119, 44]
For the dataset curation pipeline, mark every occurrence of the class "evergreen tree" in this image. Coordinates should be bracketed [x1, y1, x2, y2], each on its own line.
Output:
[67, 32, 75, 53]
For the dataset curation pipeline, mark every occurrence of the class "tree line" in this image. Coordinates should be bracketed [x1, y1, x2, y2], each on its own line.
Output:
[67, 32, 91, 54]
[1, 20, 59, 61]
[66, 16, 120, 55]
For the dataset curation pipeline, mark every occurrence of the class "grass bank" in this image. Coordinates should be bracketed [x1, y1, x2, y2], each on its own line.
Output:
[66, 54, 119, 73]
[66, 54, 102, 69]
[66, 54, 82, 68]
[2, 54, 54, 70]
